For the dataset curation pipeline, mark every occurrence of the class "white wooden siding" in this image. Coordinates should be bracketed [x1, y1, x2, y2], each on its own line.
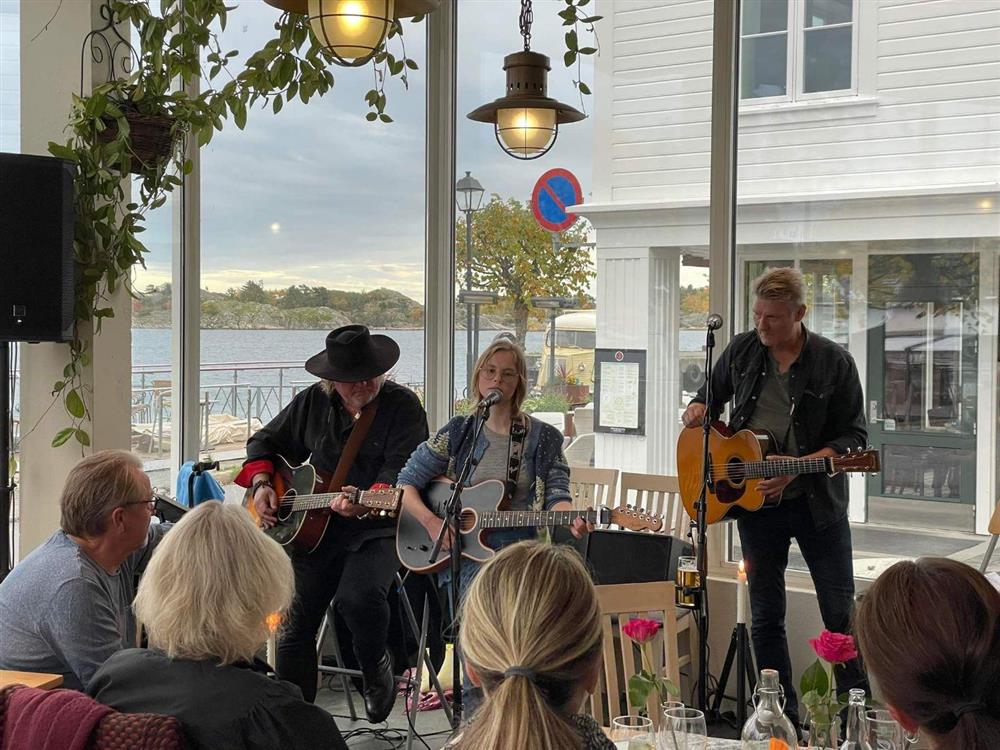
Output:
[597, 0, 1000, 203]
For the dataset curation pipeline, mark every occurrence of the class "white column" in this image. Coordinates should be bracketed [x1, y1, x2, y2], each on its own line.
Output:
[17, 0, 132, 558]
[593, 246, 683, 475]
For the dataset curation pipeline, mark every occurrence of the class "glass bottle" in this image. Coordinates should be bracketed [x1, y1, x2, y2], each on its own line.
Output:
[741, 668, 798, 749]
[840, 688, 872, 750]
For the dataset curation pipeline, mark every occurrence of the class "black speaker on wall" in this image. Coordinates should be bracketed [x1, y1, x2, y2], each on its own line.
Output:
[553, 527, 694, 585]
[0, 152, 75, 343]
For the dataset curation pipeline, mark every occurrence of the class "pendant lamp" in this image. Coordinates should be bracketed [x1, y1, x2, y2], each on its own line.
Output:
[467, 0, 585, 160]
[262, 0, 438, 67]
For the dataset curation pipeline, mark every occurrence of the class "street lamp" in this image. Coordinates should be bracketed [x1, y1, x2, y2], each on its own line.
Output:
[530, 296, 577, 390]
[456, 171, 486, 391]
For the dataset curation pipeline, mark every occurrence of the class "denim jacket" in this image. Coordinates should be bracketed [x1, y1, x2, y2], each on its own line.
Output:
[691, 326, 867, 528]
[397, 414, 572, 512]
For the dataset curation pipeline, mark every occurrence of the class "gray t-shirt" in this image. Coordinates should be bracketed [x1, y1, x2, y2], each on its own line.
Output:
[0, 523, 167, 690]
[747, 355, 803, 498]
[476, 425, 531, 510]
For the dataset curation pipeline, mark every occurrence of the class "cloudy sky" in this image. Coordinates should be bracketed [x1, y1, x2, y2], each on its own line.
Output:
[1, 0, 596, 300]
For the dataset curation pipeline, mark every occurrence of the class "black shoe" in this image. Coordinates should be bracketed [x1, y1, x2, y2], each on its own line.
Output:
[362, 651, 396, 723]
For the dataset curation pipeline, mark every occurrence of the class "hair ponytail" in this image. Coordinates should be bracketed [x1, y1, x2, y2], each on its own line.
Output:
[452, 541, 602, 750]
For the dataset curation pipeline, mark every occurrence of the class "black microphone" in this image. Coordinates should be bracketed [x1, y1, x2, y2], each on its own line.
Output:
[706, 313, 724, 331]
[480, 388, 503, 408]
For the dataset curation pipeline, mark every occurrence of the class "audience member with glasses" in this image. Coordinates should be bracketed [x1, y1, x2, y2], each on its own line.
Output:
[399, 338, 594, 713]
[854, 557, 1000, 750]
[445, 541, 614, 750]
[89, 502, 347, 750]
[0, 450, 168, 689]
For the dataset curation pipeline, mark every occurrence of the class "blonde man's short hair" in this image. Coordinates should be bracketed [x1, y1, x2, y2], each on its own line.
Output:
[134, 502, 294, 665]
[60, 450, 146, 537]
[752, 267, 806, 309]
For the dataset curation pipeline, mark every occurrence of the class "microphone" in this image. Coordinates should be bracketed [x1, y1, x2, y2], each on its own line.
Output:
[480, 388, 503, 408]
[706, 313, 724, 331]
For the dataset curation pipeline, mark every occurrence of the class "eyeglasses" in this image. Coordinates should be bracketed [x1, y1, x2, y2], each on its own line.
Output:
[121, 497, 156, 512]
[480, 366, 520, 383]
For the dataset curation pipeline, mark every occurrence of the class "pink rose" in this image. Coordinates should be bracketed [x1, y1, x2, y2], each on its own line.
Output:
[808, 630, 858, 664]
[623, 618, 661, 644]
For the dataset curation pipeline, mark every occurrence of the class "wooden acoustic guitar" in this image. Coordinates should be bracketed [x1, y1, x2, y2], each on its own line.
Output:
[243, 456, 401, 554]
[677, 423, 881, 525]
[396, 477, 663, 573]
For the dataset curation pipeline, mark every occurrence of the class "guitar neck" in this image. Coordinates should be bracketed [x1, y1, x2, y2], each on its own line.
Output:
[738, 456, 831, 479]
[478, 508, 600, 529]
[277, 489, 388, 513]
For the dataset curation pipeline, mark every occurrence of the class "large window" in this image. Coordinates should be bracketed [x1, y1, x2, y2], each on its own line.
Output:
[198, 3, 428, 488]
[741, 0, 856, 101]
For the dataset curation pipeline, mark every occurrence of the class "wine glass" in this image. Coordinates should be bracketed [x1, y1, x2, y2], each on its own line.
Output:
[610, 715, 655, 750]
[656, 702, 684, 749]
[661, 707, 708, 750]
[866, 709, 917, 749]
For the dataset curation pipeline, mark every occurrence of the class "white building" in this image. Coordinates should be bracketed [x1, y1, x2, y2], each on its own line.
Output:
[579, 0, 999, 539]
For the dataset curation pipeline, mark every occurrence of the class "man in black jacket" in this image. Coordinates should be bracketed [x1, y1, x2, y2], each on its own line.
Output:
[682, 268, 868, 727]
[236, 325, 428, 722]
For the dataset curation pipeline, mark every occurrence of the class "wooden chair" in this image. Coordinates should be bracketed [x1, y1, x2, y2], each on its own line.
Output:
[619, 472, 687, 537]
[569, 466, 619, 510]
[979, 496, 1000, 573]
[589, 582, 682, 728]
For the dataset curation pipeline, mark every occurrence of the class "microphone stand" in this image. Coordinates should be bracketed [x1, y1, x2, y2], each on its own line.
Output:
[428, 400, 492, 730]
[692, 321, 717, 713]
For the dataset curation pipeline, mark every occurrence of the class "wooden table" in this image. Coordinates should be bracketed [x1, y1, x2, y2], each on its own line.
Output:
[0, 670, 64, 689]
[604, 726, 743, 749]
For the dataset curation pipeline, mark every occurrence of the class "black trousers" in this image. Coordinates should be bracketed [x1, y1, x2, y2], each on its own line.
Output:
[737, 501, 868, 724]
[276, 530, 398, 702]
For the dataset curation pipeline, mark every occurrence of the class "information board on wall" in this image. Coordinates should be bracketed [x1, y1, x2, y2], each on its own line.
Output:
[593, 348, 646, 436]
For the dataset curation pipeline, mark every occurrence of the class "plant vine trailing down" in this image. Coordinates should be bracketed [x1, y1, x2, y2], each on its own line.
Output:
[558, 0, 601, 112]
[42, 0, 598, 449]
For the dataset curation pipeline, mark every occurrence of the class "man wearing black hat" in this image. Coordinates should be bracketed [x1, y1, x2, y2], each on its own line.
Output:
[234, 325, 428, 722]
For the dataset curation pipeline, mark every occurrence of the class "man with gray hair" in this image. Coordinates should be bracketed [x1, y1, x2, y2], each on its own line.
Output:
[682, 267, 869, 732]
[0, 449, 167, 689]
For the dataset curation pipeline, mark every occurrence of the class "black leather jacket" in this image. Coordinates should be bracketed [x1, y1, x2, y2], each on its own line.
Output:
[691, 326, 867, 528]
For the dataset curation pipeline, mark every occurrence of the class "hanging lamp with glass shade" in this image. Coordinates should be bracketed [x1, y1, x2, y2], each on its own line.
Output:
[262, 0, 438, 67]
[467, 0, 585, 160]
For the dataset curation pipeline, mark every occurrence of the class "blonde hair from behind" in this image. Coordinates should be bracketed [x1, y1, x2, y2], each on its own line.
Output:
[471, 339, 528, 414]
[752, 266, 806, 309]
[455, 541, 602, 750]
[60, 449, 146, 537]
[134, 502, 294, 665]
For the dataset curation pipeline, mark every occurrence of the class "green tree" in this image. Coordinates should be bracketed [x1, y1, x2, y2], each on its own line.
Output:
[239, 280, 269, 304]
[455, 195, 594, 345]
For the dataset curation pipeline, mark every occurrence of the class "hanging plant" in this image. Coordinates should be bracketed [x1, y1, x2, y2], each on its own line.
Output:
[557, 0, 601, 110]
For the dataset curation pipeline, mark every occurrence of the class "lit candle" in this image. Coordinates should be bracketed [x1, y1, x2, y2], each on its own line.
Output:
[266, 612, 282, 667]
[736, 560, 748, 625]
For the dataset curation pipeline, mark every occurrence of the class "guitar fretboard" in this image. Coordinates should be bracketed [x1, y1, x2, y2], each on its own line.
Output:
[277, 489, 399, 513]
[478, 508, 601, 529]
[710, 457, 831, 481]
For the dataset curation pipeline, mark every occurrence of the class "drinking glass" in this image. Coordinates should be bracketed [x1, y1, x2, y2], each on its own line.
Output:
[865, 709, 916, 750]
[676, 556, 699, 608]
[661, 707, 708, 750]
[656, 702, 684, 749]
[610, 715, 655, 750]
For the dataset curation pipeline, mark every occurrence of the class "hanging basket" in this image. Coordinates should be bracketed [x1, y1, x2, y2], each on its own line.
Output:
[98, 111, 177, 175]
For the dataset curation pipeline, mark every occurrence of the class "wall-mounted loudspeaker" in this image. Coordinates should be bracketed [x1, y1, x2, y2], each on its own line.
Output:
[0, 152, 75, 343]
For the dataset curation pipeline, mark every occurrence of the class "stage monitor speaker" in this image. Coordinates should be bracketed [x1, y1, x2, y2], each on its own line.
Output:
[553, 527, 694, 585]
[0, 152, 75, 343]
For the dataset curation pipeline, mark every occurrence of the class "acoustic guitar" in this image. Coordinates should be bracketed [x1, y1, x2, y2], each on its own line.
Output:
[677, 423, 880, 525]
[396, 477, 663, 573]
[243, 456, 401, 554]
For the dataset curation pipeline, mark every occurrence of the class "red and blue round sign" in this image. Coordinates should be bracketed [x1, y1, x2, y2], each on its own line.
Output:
[531, 168, 583, 233]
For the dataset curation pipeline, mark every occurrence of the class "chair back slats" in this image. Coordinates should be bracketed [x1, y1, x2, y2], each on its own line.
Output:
[589, 582, 681, 727]
[619, 472, 686, 536]
[569, 466, 619, 510]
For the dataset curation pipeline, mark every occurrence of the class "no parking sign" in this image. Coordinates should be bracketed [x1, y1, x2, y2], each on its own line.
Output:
[531, 168, 583, 233]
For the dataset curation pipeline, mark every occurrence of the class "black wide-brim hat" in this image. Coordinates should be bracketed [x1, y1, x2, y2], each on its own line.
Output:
[304, 325, 400, 382]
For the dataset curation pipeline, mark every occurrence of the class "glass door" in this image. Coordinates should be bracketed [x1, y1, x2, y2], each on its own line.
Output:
[866, 253, 979, 529]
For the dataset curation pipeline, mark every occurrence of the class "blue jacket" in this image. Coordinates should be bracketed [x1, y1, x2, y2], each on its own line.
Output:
[397, 414, 572, 512]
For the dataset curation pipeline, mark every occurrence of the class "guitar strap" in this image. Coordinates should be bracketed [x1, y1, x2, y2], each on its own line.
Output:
[325, 399, 379, 493]
[505, 414, 528, 500]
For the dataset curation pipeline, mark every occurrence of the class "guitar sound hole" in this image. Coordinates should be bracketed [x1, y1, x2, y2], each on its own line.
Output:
[460, 510, 476, 532]
[726, 458, 746, 485]
[277, 490, 295, 521]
